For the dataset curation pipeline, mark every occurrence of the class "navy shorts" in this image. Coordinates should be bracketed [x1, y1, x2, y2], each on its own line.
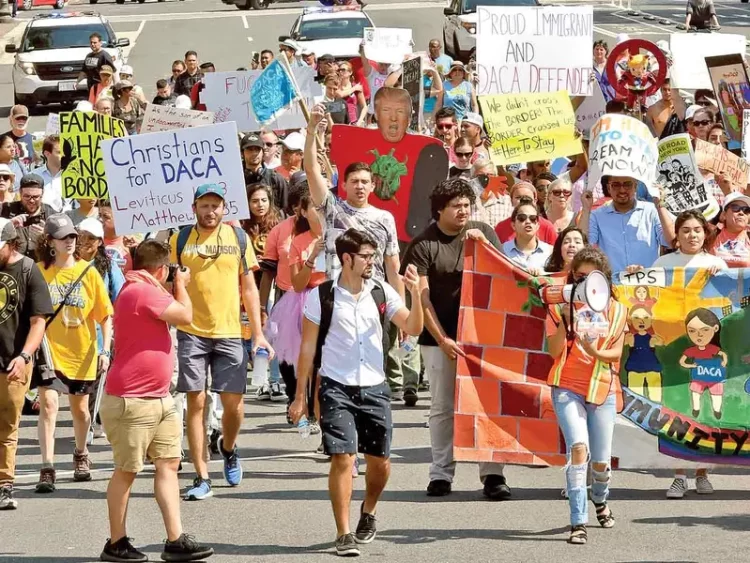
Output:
[319, 377, 392, 458]
[176, 331, 248, 395]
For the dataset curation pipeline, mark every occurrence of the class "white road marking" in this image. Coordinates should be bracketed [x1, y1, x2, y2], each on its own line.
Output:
[117, 20, 147, 63]
[247, 36, 254, 42]
[242, 13, 249, 29]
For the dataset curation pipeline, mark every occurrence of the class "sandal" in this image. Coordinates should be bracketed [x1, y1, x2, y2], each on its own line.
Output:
[594, 502, 615, 528]
[568, 524, 587, 544]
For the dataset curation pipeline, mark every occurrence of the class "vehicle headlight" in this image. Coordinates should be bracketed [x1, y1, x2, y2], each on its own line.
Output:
[15, 61, 36, 76]
[461, 22, 476, 34]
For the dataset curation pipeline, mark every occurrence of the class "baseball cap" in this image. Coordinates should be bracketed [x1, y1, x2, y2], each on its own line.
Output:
[723, 192, 750, 209]
[194, 183, 226, 202]
[119, 64, 134, 76]
[19, 173, 44, 189]
[463, 112, 484, 128]
[10, 104, 29, 118]
[44, 214, 77, 240]
[290, 170, 307, 188]
[685, 104, 702, 121]
[114, 80, 133, 91]
[299, 47, 313, 57]
[318, 54, 335, 63]
[99, 64, 114, 75]
[241, 133, 263, 150]
[0, 164, 16, 178]
[0, 219, 17, 251]
[78, 217, 104, 239]
[280, 132, 305, 152]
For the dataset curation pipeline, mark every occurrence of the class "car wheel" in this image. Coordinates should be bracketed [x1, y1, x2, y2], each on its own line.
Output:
[115, 0, 124, 4]
[251, 0, 270, 8]
[21, 0, 32, 11]
[236, 0, 251, 9]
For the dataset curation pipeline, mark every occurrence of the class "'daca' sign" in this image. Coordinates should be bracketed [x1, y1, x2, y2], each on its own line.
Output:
[60, 112, 127, 200]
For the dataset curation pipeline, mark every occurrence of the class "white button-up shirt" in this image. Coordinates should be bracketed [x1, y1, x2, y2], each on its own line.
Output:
[304, 278, 403, 387]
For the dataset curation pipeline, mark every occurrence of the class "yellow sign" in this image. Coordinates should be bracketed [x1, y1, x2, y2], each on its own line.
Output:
[60, 112, 127, 200]
[479, 90, 582, 166]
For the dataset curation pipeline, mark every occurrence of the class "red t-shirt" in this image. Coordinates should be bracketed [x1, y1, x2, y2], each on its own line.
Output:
[494, 215, 558, 245]
[684, 344, 720, 360]
[105, 282, 175, 398]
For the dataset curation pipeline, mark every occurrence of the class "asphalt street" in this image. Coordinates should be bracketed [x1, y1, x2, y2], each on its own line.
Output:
[1, 1, 750, 561]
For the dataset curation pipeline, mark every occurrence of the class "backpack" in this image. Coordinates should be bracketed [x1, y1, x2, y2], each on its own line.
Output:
[313, 279, 390, 373]
[175, 225, 250, 275]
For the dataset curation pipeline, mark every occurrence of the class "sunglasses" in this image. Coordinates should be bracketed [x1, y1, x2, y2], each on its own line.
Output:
[263, 142, 277, 148]
[515, 213, 538, 223]
[693, 119, 711, 127]
[728, 204, 750, 214]
[456, 151, 473, 158]
[172, 68, 182, 74]
[13, 116, 28, 122]
[551, 189, 572, 197]
[436, 123, 453, 131]
[609, 181, 635, 190]
[0, 175, 12, 181]
[196, 230, 222, 260]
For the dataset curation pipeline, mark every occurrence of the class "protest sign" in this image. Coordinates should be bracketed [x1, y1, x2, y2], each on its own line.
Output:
[141, 104, 215, 133]
[401, 56, 423, 132]
[363, 27, 413, 65]
[695, 138, 750, 189]
[743, 110, 750, 162]
[669, 33, 746, 89]
[588, 113, 658, 191]
[202, 68, 321, 132]
[59, 112, 127, 200]
[656, 134, 708, 215]
[45, 113, 59, 135]
[705, 54, 750, 146]
[101, 121, 249, 235]
[479, 90, 582, 166]
[476, 6, 593, 96]
[575, 80, 606, 137]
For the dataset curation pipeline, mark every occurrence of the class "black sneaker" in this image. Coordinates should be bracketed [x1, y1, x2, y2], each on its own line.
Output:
[161, 533, 214, 562]
[354, 502, 377, 544]
[100, 537, 148, 562]
[0, 484, 17, 510]
[208, 430, 221, 457]
[403, 388, 418, 407]
[334, 533, 360, 557]
[483, 474, 512, 500]
[426, 479, 452, 497]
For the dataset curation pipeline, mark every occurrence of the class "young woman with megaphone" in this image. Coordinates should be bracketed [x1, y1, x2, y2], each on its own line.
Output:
[544, 247, 628, 545]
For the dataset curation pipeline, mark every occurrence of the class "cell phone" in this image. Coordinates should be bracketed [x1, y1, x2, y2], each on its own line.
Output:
[252, 51, 260, 64]
[25, 214, 43, 227]
[167, 264, 178, 283]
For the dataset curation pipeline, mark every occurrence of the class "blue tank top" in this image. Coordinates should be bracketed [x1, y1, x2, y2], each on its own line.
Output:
[442, 80, 472, 120]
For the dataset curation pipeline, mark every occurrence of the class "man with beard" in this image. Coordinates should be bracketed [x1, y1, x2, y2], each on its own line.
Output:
[1, 174, 53, 258]
[3, 106, 35, 168]
[0, 218, 53, 510]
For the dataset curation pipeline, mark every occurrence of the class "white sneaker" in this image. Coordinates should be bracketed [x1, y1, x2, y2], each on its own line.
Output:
[695, 475, 714, 495]
[666, 477, 688, 499]
[93, 424, 105, 439]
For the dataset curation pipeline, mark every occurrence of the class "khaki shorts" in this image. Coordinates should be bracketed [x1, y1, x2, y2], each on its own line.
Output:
[100, 393, 181, 473]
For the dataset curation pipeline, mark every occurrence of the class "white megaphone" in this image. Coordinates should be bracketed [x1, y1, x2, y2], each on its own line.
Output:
[538, 270, 610, 313]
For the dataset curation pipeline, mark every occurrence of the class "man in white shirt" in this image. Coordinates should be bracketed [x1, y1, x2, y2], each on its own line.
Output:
[290, 228, 423, 557]
[31, 135, 70, 213]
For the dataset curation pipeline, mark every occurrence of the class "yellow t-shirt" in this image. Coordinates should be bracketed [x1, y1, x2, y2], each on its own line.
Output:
[40, 260, 113, 381]
[169, 224, 258, 339]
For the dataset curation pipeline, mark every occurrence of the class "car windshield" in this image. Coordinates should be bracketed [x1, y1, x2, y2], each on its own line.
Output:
[463, 0, 537, 12]
[21, 24, 112, 52]
[297, 17, 370, 41]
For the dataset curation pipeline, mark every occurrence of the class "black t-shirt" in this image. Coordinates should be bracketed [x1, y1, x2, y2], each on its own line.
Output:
[83, 50, 114, 90]
[402, 220, 501, 346]
[0, 257, 53, 370]
[152, 94, 177, 107]
[174, 70, 203, 97]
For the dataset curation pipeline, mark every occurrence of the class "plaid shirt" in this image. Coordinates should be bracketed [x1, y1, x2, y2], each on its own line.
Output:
[470, 193, 513, 228]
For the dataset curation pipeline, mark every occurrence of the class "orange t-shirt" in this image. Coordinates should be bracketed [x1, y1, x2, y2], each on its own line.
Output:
[289, 231, 326, 289]
[712, 229, 750, 269]
[261, 216, 295, 291]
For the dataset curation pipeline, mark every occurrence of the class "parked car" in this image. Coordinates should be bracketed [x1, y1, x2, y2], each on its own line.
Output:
[18, 0, 66, 12]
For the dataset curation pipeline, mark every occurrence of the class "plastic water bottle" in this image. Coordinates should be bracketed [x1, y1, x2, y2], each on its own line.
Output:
[297, 416, 311, 439]
[397, 336, 417, 358]
[251, 347, 269, 387]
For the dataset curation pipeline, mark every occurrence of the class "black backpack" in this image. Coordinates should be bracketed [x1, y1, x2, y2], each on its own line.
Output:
[313, 279, 390, 373]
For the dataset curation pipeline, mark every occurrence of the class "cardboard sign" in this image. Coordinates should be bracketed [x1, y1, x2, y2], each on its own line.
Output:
[101, 121, 249, 235]
[476, 6, 593, 96]
[588, 113, 658, 191]
[695, 138, 750, 189]
[743, 110, 750, 163]
[575, 80, 606, 136]
[202, 69, 321, 132]
[705, 54, 750, 145]
[479, 90, 582, 165]
[669, 33, 746, 89]
[45, 113, 59, 135]
[656, 133, 708, 215]
[363, 27, 413, 65]
[59, 112, 127, 200]
[141, 104, 215, 133]
[401, 56, 423, 132]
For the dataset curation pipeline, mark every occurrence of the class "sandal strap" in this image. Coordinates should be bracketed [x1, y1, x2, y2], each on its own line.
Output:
[569, 525, 588, 542]
[594, 502, 615, 524]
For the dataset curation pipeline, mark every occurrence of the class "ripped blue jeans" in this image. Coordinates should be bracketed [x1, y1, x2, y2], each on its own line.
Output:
[552, 387, 616, 526]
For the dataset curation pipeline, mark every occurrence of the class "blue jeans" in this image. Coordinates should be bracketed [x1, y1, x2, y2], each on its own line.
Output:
[243, 339, 281, 384]
[552, 388, 616, 526]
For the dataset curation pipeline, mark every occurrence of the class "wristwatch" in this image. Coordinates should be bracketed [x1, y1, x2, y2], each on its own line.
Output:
[19, 352, 31, 364]
[99, 350, 112, 359]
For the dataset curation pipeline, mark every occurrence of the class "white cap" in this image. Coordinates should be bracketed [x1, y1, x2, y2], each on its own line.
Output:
[280, 38, 299, 52]
[280, 131, 305, 152]
[175, 95, 192, 109]
[77, 217, 104, 239]
[685, 104, 703, 121]
[120, 64, 134, 76]
[299, 47, 313, 57]
[75, 101, 94, 112]
[615, 33, 630, 45]
[723, 192, 750, 209]
[462, 112, 484, 128]
[0, 163, 15, 178]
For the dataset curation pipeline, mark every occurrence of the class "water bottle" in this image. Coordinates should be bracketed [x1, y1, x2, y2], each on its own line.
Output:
[251, 347, 269, 387]
[297, 415, 311, 439]
[397, 335, 417, 358]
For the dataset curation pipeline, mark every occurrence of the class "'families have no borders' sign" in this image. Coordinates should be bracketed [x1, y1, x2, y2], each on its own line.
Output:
[101, 121, 249, 236]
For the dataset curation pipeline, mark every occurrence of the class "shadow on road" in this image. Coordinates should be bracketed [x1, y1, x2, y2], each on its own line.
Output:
[632, 513, 750, 532]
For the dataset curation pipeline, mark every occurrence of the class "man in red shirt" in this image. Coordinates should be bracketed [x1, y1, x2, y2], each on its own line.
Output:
[494, 181, 558, 245]
[98, 241, 214, 563]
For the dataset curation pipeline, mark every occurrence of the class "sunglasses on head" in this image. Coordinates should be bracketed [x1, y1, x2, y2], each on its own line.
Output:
[693, 119, 711, 127]
[515, 213, 538, 223]
[551, 189, 572, 197]
[728, 203, 750, 214]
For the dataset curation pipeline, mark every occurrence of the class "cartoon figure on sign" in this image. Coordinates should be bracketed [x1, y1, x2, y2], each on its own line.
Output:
[629, 285, 657, 311]
[620, 55, 657, 111]
[624, 306, 664, 402]
[607, 39, 666, 115]
[369, 148, 407, 202]
[679, 308, 728, 420]
[60, 137, 82, 180]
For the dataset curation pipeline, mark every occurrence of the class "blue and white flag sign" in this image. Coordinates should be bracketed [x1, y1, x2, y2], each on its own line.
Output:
[250, 60, 300, 124]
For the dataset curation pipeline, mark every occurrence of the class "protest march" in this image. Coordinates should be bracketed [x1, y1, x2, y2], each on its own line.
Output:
[3, 0, 750, 560]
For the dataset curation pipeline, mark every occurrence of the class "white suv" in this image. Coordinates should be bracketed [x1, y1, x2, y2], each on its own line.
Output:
[5, 12, 129, 108]
[285, 6, 375, 61]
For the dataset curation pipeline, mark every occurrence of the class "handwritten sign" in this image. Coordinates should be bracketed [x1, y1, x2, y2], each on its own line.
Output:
[575, 80, 606, 137]
[657, 133, 707, 214]
[401, 56, 423, 132]
[588, 113, 658, 190]
[141, 104, 215, 133]
[476, 6, 593, 96]
[101, 122, 249, 235]
[695, 138, 750, 189]
[669, 33, 746, 89]
[743, 110, 750, 162]
[202, 69, 321, 132]
[363, 27, 413, 65]
[45, 113, 59, 135]
[60, 111, 127, 200]
[479, 90, 582, 165]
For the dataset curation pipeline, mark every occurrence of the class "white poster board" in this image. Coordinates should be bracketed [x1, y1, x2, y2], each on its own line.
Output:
[45, 113, 59, 135]
[363, 27, 413, 65]
[476, 6, 593, 96]
[202, 68, 322, 132]
[575, 80, 606, 137]
[101, 121, 249, 235]
[141, 104, 215, 133]
[669, 33, 746, 89]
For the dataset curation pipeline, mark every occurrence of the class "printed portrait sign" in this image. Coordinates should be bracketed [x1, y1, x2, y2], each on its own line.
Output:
[705, 54, 750, 147]
[656, 133, 710, 215]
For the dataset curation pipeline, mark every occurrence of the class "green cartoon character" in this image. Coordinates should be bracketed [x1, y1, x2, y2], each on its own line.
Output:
[369, 148, 408, 203]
